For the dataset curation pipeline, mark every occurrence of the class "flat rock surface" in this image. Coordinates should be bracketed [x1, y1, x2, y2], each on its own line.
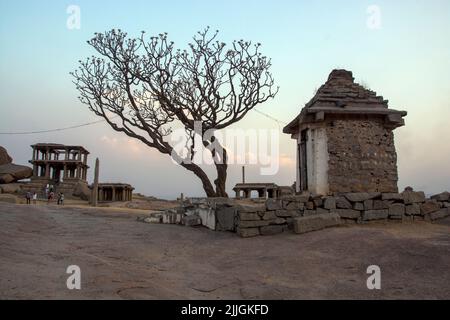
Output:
[0, 202, 449, 299]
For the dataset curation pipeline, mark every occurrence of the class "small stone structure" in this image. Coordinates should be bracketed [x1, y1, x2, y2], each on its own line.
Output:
[283, 69, 407, 195]
[97, 183, 134, 202]
[233, 183, 284, 199]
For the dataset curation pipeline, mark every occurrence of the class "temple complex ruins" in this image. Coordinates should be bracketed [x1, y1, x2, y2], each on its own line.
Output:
[97, 183, 134, 202]
[283, 69, 407, 195]
[22, 143, 133, 202]
[30, 143, 89, 182]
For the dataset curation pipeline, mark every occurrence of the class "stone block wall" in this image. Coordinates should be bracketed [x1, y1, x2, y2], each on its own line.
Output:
[325, 118, 399, 193]
[235, 191, 450, 237]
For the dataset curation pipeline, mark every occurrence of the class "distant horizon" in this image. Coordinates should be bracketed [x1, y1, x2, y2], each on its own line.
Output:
[1, 0, 450, 198]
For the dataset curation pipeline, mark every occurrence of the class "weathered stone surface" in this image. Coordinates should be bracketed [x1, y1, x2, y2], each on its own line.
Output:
[420, 201, 440, 215]
[364, 199, 373, 210]
[260, 225, 284, 235]
[281, 194, 310, 203]
[0, 163, 33, 184]
[373, 200, 390, 210]
[323, 197, 336, 210]
[304, 210, 316, 216]
[431, 192, 450, 202]
[239, 212, 260, 221]
[143, 216, 162, 224]
[405, 204, 421, 216]
[344, 192, 380, 202]
[444, 202, 450, 208]
[237, 227, 260, 238]
[73, 182, 90, 201]
[239, 220, 270, 228]
[0, 194, 18, 203]
[293, 213, 341, 234]
[237, 203, 266, 213]
[0, 183, 22, 194]
[402, 191, 426, 204]
[262, 211, 277, 220]
[275, 209, 299, 218]
[336, 197, 352, 209]
[313, 198, 323, 207]
[362, 210, 388, 221]
[353, 202, 364, 211]
[388, 203, 405, 217]
[162, 210, 183, 224]
[427, 208, 449, 221]
[306, 201, 314, 210]
[335, 209, 361, 219]
[324, 100, 401, 194]
[182, 214, 202, 226]
[269, 218, 287, 225]
[316, 207, 329, 215]
[382, 193, 403, 201]
[266, 199, 282, 211]
[0, 146, 12, 165]
[285, 201, 304, 210]
[216, 207, 236, 231]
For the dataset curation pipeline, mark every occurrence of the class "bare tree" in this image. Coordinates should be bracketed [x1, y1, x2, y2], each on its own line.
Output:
[72, 27, 278, 197]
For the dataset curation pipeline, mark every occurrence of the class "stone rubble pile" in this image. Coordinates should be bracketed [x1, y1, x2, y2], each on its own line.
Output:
[139, 189, 450, 238]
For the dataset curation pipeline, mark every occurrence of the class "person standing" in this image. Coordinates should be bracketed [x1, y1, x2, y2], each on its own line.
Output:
[59, 193, 64, 206]
[48, 191, 54, 204]
[32, 192, 37, 204]
[25, 192, 31, 204]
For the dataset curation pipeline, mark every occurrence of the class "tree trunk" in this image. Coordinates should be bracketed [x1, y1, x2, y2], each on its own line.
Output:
[180, 162, 216, 197]
[214, 148, 228, 198]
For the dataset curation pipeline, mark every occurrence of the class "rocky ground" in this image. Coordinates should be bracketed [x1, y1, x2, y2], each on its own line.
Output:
[0, 202, 449, 299]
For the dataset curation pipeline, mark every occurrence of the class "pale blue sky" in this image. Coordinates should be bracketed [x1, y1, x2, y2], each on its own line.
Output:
[1, 0, 449, 198]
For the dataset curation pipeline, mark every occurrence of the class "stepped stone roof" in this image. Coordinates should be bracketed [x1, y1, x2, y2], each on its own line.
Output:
[283, 69, 407, 134]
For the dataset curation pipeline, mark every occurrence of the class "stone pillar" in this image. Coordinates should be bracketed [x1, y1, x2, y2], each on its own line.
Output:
[76, 165, 81, 179]
[91, 158, 99, 206]
[112, 187, 116, 202]
[45, 164, 50, 178]
[235, 189, 240, 199]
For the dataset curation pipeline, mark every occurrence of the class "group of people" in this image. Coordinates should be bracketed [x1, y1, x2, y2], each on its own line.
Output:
[25, 188, 65, 205]
[25, 191, 38, 204]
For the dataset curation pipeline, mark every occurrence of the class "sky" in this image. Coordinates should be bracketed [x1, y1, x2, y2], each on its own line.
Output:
[0, 0, 449, 199]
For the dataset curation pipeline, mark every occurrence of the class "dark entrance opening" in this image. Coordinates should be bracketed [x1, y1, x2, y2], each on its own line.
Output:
[299, 129, 308, 192]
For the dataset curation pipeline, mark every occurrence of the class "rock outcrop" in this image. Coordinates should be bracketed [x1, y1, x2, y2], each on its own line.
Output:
[0, 146, 33, 184]
[73, 181, 91, 201]
[0, 163, 33, 184]
[0, 146, 13, 165]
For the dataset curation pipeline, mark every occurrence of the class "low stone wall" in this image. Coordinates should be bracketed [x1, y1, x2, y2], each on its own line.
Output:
[139, 190, 450, 238]
[236, 191, 450, 237]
